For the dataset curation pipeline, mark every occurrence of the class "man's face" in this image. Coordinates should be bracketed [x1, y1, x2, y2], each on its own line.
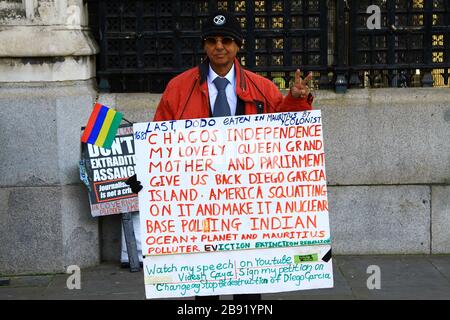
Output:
[203, 36, 240, 69]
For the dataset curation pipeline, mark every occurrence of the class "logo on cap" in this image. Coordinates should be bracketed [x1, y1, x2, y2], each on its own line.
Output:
[213, 15, 226, 26]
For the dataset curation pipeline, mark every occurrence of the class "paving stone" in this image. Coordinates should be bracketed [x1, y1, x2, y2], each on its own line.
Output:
[1, 258, 450, 300]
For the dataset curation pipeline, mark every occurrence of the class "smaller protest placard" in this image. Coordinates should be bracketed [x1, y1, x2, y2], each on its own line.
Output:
[81, 125, 139, 217]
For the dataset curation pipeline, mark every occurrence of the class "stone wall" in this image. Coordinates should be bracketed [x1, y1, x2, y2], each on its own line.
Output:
[0, 0, 100, 275]
[0, 0, 96, 82]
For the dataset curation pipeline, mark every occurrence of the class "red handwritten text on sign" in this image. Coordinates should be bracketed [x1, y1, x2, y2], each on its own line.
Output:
[133, 111, 330, 256]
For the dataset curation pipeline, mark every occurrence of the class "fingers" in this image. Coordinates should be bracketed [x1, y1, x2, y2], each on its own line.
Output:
[292, 69, 313, 99]
[304, 72, 313, 83]
[295, 69, 301, 84]
[294, 69, 312, 86]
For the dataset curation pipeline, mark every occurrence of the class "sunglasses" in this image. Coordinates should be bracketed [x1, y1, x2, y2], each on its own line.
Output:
[204, 36, 235, 46]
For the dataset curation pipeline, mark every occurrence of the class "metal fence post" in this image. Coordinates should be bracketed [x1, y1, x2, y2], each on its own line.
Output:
[319, 0, 330, 89]
[335, 0, 348, 93]
[421, 0, 433, 87]
[348, 0, 361, 88]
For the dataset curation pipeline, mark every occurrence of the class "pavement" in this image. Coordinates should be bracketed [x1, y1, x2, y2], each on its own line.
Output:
[1, 255, 450, 300]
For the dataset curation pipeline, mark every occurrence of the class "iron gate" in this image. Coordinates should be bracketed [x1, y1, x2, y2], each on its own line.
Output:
[342, 0, 450, 90]
[87, 0, 450, 93]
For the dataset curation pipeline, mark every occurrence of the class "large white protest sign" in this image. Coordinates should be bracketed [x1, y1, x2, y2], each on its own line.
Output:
[133, 110, 333, 298]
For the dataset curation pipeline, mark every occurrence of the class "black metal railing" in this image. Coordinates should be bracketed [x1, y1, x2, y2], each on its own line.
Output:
[87, 0, 450, 93]
[339, 0, 450, 91]
[87, 0, 329, 92]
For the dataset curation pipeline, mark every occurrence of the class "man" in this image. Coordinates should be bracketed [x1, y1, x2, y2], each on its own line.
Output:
[153, 11, 313, 122]
[128, 11, 314, 300]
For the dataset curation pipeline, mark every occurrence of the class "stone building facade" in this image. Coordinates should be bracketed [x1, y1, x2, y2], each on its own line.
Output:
[1, 0, 449, 275]
[0, 0, 99, 274]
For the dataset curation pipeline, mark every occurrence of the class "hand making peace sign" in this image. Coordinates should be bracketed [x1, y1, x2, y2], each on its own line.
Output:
[291, 69, 313, 99]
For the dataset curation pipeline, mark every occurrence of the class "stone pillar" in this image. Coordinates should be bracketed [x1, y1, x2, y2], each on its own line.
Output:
[0, 0, 100, 274]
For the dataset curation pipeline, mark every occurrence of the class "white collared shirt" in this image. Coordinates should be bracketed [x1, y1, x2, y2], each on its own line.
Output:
[207, 64, 237, 116]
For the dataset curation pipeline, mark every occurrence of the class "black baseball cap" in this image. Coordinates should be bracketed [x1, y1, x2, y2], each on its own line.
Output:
[201, 11, 243, 47]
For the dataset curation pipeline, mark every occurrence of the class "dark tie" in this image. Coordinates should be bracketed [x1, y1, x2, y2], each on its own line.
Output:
[212, 77, 231, 117]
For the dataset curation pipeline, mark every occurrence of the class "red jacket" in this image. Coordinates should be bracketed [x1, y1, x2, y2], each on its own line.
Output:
[153, 58, 313, 121]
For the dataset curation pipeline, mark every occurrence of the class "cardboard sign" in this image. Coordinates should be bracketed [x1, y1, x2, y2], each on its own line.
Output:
[133, 110, 333, 298]
[81, 125, 139, 217]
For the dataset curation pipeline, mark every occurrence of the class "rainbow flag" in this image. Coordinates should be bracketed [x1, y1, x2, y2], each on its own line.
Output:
[81, 103, 123, 149]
